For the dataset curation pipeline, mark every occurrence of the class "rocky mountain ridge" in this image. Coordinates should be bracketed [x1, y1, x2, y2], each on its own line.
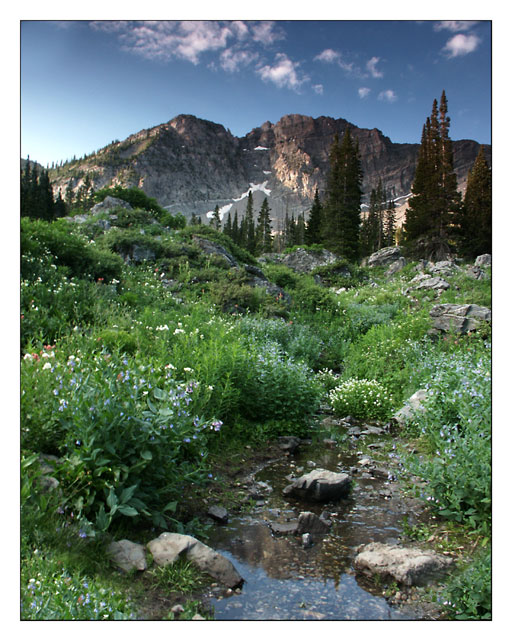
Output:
[46, 113, 490, 226]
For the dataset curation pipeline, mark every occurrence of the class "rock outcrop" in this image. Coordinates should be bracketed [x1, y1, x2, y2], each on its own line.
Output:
[429, 303, 491, 334]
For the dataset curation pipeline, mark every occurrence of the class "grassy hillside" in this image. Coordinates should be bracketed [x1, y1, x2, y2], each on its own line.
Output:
[20, 209, 491, 620]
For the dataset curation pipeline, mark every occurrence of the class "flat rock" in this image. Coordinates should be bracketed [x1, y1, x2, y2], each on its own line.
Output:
[283, 468, 351, 502]
[107, 539, 147, 572]
[148, 532, 243, 588]
[354, 542, 453, 586]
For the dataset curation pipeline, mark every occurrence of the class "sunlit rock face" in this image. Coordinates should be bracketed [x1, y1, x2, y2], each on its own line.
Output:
[49, 113, 490, 226]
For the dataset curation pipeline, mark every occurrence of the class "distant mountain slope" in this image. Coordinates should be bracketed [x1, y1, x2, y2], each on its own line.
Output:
[45, 113, 491, 225]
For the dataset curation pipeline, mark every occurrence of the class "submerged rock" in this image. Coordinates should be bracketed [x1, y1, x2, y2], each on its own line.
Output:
[297, 511, 331, 534]
[354, 542, 453, 586]
[282, 468, 351, 502]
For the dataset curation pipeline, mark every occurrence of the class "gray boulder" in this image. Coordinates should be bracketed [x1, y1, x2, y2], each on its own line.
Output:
[280, 247, 339, 274]
[392, 389, 428, 427]
[90, 196, 132, 214]
[283, 468, 351, 502]
[430, 303, 491, 334]
[354, 542, 453, 586]
[147, 532, 243, 588]
[192, 235, 238, 268]
[107, 539, 147, 572]
[412, 276, 450, 291]
[475, 254, 491, 267]
[385, 257, 407, 276]
[367, 246, 403, 268]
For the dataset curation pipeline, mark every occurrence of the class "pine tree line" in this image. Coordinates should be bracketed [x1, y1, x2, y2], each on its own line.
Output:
[21, 160, 67, 221]
[404, 90, 491, 260]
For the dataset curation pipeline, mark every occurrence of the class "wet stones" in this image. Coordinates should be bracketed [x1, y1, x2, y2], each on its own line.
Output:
[283, 468, 351, 502]
[354, 542, 453, 587]
[297, 511, 331, 535]
[207, 505, 229, 524]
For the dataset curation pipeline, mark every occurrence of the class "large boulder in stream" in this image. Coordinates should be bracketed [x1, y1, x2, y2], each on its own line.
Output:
[354, 542, 453, 586]
[283, 468, 351, 502]
[147, 532, 243, 588]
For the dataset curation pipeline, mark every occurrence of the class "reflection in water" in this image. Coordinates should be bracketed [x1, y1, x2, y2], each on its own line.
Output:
[206, 438, 427, 620]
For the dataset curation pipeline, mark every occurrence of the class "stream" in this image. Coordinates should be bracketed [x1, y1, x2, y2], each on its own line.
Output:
[204, 427, 438, 620]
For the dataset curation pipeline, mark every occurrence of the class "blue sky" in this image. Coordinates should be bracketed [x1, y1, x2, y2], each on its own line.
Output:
[21, 18, 491, 167]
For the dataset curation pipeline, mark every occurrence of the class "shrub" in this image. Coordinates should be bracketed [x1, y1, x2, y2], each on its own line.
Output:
[238, 340, 321, 423]
[403, 347, 491, 533]
[21, 218, 124, 282]
[21, 350, 224, 531]
[262, 264, 299, 290]
[438, 549, 491, 620]
[329, 378, 393, 421]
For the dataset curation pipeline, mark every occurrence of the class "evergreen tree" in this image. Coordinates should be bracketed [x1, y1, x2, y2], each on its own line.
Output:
[321, 129, 362, 261]
[232, 210, 240, 245]
[210, 205, 221, 230]
[223, 210, 233, 238]
[384, 198, 396, 246]
[457, 146, 492, 258]
[54, 189, 67, 218]
[256, 197, 273, 255]
[305, 188, 323, 245]
[244, 191, 256, 254]
[404, 91, 461, 259]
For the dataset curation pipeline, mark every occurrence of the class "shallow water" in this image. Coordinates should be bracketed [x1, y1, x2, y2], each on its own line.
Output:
[205, 436, 431, 620]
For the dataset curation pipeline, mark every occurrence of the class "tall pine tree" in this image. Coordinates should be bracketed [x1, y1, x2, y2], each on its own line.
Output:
[322, 129, 362, 261]
[404, 91, 461, 260]
[256, 197, 273, 255]
[457, 146, 492, 258]
[305, 188, 323, 245]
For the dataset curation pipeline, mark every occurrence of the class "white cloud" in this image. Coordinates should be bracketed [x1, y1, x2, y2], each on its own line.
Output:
[442, 33, 481, 58]
[89, 20, 283, 66]
[220, 48, 258, 73]
[358, 87, 371, 99]
[366, 56, 383, 78]
[256, 53, 309, 91]
[378, 89, 397, 103]
[434, 21, 479, 32]
[314, 48, 354, 73]
[250, 21, 285, 46]
[313, 84, 324, 95]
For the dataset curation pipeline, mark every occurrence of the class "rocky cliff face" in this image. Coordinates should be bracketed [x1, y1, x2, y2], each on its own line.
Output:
[48, 113, 490, 226]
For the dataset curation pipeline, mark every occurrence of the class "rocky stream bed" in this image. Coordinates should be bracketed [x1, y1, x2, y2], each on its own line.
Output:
[119, 416, 463, 621]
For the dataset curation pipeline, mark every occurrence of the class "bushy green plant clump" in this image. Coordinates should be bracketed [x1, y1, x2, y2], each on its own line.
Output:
[437, 549, 491, 620]
[329, 378, 393, 420]
[238, 339, 322, 424]
[21, 349, 224, 531]
[21, 217, 124, 282]
[403, 346, 491, 534]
